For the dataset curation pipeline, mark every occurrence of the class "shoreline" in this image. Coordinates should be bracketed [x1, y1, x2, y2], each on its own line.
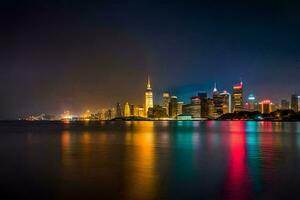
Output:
[1, 119, 300, 122]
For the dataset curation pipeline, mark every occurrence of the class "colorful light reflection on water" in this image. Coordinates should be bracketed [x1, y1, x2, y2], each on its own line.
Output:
[1, 121, 300, 199]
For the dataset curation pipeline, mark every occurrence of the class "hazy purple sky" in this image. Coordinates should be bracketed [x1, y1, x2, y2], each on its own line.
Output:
[1, 0, 300, 119]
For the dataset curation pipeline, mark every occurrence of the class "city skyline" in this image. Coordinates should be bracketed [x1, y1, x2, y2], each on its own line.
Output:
[1, 1, 300, 119]
[21, 75, 300, 121]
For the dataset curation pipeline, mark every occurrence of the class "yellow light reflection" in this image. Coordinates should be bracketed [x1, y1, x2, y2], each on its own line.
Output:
[124, 121, 157, 200]
[61, 131, 72, 167]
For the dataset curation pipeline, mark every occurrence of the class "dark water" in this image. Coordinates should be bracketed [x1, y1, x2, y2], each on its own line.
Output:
[1, 121, 300, 199]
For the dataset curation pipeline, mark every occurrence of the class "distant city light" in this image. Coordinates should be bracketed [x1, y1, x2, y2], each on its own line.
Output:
[248, 94, 256, 100]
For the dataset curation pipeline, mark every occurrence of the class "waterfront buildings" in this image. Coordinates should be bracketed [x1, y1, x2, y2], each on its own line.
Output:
[291, 94, 299, 112]
[177, 102, 184, 115]
[138, 107, 145, 117]
[207, 98, 217, 118]
[124, 102, 130, 117]
[220, 91, 231, 114]
[281, 100, 290, 110]
[162, 92, 170, 116]
[232, 81, 243, 112]
[148, 105, 168, 118]
[245, 94, 258, 111]
[116, 102, 122, 117]
[260, 99, 272, 114]
[212, 83, 224, 115]
[169, 96, 178, 118]
[198, 92, 209, 117]
[50, 76, 300, 121]
[183, 96, 201, 118]
[144, 76, 154, 117]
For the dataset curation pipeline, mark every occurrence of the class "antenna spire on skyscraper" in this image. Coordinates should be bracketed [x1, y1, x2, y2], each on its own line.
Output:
[213, 82, 218, 93]
[147, 75, 151, 90]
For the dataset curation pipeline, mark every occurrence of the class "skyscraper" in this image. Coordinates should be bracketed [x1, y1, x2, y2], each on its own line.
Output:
[124, 102, 130, 117]
[232, 81, 243, 112]
[198, 92, 208, 117]
[260, 100, 272, 114]
[130, 104, 135, 116]
[116, 102, 122, 117]
[291, 94, 299, 112]
[169, 96, 178, 118]
[177, 101, 184, 115]
[246, 94, 258, 111]
[212, 83, 223, 115]
[182, 96, 201, 118]
[220, 90, 231, 114]
[162, 92, 170, 116]
[281, 99, 290, 110]
[144, 76, 153, 117]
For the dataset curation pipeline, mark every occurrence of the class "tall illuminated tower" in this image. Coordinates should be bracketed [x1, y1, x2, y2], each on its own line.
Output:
[144, 76, 153, 117]
[124, 102, 130, 117]
[232, 81, 243, 112]
[162, 92, 170, 116]
[212, 83, 223, 115]
[220, 90, 231, 114]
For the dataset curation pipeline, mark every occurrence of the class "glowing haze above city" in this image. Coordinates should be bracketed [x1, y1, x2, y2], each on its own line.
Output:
[1, 1, 300, 119]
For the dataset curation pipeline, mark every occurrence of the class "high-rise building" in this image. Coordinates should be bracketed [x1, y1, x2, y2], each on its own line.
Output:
[245, 94, 258, 111]
[162, 92, 170, 116]
[291, 94, 299, 112]
[169, 96, 178, 118]
[110, 108, 116, 119]
[130, 104, 135, 116]
[212, 83, 223, 115]
[198, 92, 208, 117]
[138, 107, 145, 117]
[220, 90, 231, 114]
[298, 97, 300, 112]
[177, 101, 184, 115]
[232, 81, 243, 112]
[116, 102, 122, 117]
[182, 96, 201, 118]
[207, 98, 217, 118]
[144, 76, 154, 117]
[124, 102, 130, 117]
[281, 100, 290, 110]
[106, 108, 115, 120]
[132, 105, 139, 116]
[260, 99, 272, 114]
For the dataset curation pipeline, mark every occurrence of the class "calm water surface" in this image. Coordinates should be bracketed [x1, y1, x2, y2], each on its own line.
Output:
[1, 121, 300, 199]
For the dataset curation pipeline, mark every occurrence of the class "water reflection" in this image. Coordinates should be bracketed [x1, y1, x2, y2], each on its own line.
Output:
[223, 121, 250, 199]
[45, 121, 300, 199]
[124, 121, 157, 200]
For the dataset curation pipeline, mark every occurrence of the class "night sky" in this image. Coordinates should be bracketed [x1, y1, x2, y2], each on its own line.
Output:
[1, 0, 300, 119]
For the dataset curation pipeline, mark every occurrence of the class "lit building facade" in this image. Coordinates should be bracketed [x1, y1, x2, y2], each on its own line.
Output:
[169, 96, 178, 118]
[207, 98, 217, 118]
[116, 102, 122, 117]
[212, 83, 223, 115]
[124, 102, 130, 117]
[198, 92, 208, 117]
[220, 91, 231, 114]
[298, 96, 300, 112]
[144, 76, 154, 117]
[245, 94, 258, 111]
[177, 101, 184, 115]
[182, 96, 201, 118]
[232, 82, 243, 112]
[260, 99, 272, 114]
[291, 94, 299, 112]
[162, 92, 170, 116]
[138, 107, 145, 117]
